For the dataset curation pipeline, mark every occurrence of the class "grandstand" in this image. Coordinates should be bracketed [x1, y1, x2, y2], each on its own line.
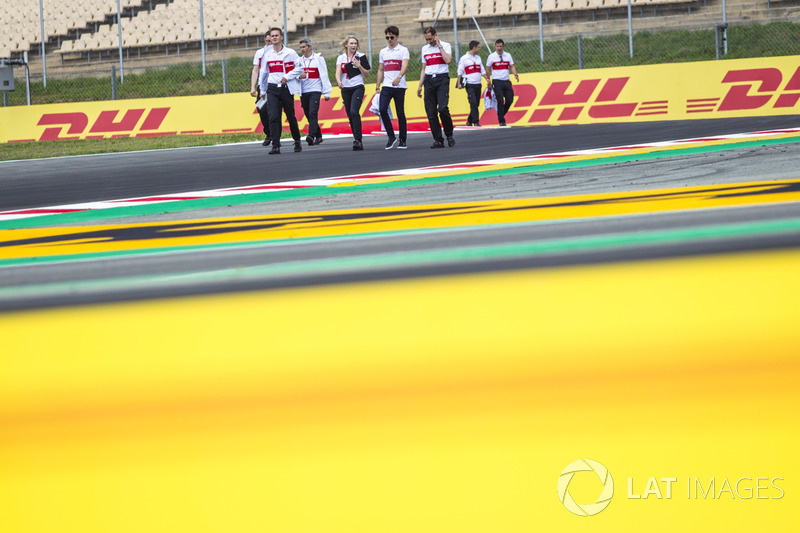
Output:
[0, 0, 366, 64]
[1, 0, 799, 70]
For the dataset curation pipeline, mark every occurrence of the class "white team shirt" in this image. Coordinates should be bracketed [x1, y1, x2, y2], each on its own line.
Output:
[486, 51, 514, 81]
[298, 52, 333, 97]
[261, 46, 303, 86]
[336, 51, 368, 88]
[457, 52, 485, 85]
[252, 45, 269, 93]
[421, 40, 451, 76]
[379, 44, 410, 89]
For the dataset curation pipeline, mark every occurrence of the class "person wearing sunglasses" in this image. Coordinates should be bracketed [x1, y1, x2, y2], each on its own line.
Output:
[375, 26, 409, 150]
[250, 32, 272, 146]
[417, 26, 455, 149]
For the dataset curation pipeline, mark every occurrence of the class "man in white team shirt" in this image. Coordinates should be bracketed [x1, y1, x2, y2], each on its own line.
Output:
[250, 32, 271, 146]
[375, 25, 409, 150]
[417, 26, 455, 149]
[456, 40, 489, 127]
[298, 38, 332, 146]
[485, 38, 519, 127]
[262, 27, 304, 154]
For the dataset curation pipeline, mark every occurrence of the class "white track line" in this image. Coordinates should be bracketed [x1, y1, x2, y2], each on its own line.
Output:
[2, 128, 799, 222]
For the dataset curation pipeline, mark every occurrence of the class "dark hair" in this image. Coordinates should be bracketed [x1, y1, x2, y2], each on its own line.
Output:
[423, 26, 437, 36]
[385, 25, 399, 36]
[468, 40, 480, 50]
[269, 27, 283, 37]
[495, 38, 505, 45]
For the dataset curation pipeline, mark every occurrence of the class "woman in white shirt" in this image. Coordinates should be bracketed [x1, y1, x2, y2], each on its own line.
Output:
[335, 35, 371, 150]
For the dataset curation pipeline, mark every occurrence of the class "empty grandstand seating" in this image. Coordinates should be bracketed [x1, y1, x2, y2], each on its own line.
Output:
[1, 0, 364, 61]
[415, 0, 696, 23]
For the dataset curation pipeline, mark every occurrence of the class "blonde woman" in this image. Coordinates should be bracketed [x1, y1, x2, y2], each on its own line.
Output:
[335, 35, 371, 150]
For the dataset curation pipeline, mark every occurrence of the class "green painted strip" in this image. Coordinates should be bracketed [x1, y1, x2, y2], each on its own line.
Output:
[2, 134, 799, 231]
[2, 217, 799, 302]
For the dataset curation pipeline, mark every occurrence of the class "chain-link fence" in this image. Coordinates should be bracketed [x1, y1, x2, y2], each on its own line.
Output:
[3, 0, 800, 106]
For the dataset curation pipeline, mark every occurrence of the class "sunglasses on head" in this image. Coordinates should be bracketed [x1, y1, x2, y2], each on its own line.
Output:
[385, 35, 396, 40]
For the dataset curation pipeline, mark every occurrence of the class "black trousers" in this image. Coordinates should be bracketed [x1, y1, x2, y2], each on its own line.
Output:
[256, 93, 271, 139]
[493, 79, 514, 125]
[423, 74, 453, 141]
[300, 91, 322, 140]
[341, 85, 365, 142]
[464, 83, 482, 125]
[267, 83, 301, 147]
[379, 87, 407, 141]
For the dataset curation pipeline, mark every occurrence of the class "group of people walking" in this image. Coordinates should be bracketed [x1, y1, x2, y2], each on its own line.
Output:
[250, 26, 519, 154]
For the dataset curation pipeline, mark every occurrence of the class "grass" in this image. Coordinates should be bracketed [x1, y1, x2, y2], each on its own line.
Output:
[0, 133, 261, 161]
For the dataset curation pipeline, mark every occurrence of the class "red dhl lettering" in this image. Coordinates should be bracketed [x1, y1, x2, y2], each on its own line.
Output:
[89, 109, 145, 133]
[529, 77, 636, 122]
[718, 68, 782, 111]
[37, 112, 88, 140]
[36, 108, 170, 140]
[540, 79, 601, 105]
[718, 67, 800, 111]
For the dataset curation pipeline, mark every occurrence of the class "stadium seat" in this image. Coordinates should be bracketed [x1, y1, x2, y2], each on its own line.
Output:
[319, 0, 334, 17]
[494, 0, 512, 15]
[509, 0, 527, 14]
[540, 0, 557, 12]
[415, 7, 434, 21]
[478, 0, 495, 17]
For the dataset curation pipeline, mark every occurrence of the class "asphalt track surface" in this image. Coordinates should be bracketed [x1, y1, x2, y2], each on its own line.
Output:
[2, 114, 800, 310]
[3, 115, 800, 211]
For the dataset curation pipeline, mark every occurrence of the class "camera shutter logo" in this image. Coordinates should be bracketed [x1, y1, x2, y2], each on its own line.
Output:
[557, 459, 614, 517]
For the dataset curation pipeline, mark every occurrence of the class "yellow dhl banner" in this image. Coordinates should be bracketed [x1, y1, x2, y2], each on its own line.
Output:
[2, 55, 800, 143]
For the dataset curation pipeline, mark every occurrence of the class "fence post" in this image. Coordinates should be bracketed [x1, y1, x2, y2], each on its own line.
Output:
[715, 23, 727, 60]
[24, 51, 31, 105]
[112, 65, 117, 100]
[116, 0, 124, 83]
[537, 0, 543, 61]
[200, 0, 206, 76]
[721, 0, 728, 55]
[222, 58, 228, 93]
[39, 0, 46, 87]
[577, 33, 584, 70]
[627, 0, 633, 58]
